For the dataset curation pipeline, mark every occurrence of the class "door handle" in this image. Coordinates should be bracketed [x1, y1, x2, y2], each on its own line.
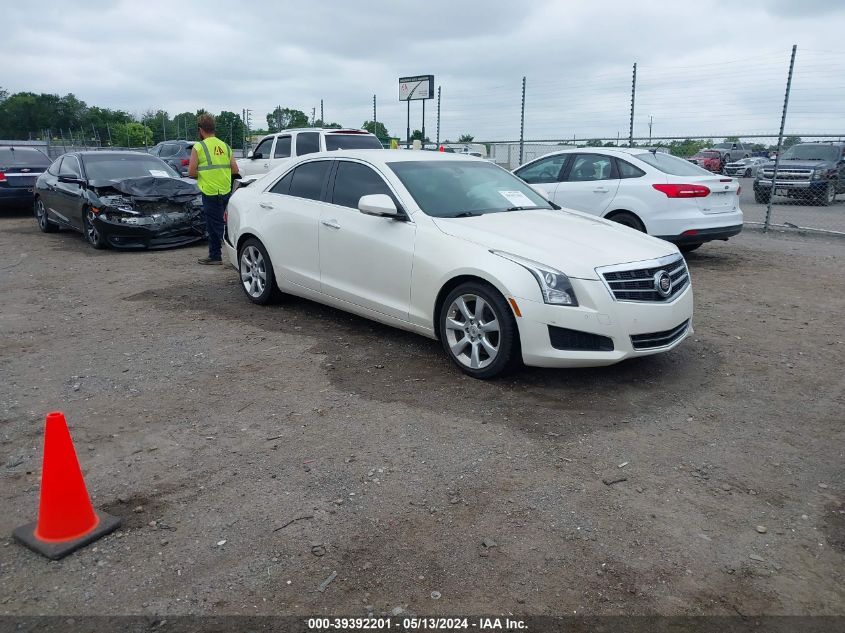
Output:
[593, 187, 609, 193]
[259, 202, 274, 209]
[321, 219, 341, 229]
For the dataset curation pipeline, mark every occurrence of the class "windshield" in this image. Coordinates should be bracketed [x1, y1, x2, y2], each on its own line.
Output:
[389, 160, 552, 218]
[325, 134, 382, 151]
[83, 154, 180, 181]
[780, 145, 839, 162]
[0, 148, 51, 167]
[636, 152, 712, 176]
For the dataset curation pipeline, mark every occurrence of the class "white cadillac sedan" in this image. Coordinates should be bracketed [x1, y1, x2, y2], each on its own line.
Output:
[224, 151, 693, 379]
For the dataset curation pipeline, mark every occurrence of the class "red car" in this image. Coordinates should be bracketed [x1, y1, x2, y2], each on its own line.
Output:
[688, 150, 723, 172]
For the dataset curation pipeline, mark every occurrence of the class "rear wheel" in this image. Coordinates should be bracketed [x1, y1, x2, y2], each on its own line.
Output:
[438, 282, 520, 379]
[607, 211, 645, 232]
[82, 209, 107, 249]
[743, 168, 752, 178]
[679, 243, 702, 254]
[34, 198, 57, 233]
[238, 238, 279, 305]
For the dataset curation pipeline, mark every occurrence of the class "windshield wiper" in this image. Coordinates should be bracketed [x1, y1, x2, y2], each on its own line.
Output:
[505, 205, 546, 211]
[450, 211, 481, 218]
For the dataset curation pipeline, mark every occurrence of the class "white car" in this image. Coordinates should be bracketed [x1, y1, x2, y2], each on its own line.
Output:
[238, 128, 382, 178]
[224, 151, 693, 379]
[514, 148, 743, 253]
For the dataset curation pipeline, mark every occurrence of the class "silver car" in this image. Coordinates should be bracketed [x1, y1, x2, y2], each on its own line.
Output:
[723, 156, 768, 178]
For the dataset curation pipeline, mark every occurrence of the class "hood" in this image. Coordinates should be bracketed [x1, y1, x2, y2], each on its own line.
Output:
[432, 209, 677, 280]
[762, 159, 832, 169]
[90, 176, 200, 202]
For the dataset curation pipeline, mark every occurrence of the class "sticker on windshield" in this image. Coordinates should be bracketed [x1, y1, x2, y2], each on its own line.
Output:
[149, 169, 170, 177]
[498, 190, 535, 207]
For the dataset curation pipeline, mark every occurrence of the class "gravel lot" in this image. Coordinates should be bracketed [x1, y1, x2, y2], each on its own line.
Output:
[737, 177, 845, 234]
[0, 207, 843, 617]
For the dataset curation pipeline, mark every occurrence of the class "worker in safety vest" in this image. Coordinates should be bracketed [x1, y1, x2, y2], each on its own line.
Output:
[188, 113, 239, 265]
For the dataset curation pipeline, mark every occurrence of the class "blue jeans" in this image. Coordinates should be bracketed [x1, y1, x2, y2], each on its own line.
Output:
[201, 193, 230, 260]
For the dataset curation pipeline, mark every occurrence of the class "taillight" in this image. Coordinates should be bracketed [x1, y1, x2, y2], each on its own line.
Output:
[737, 185, 742, 195]
[652, 184, 711, 198]
[0, 171, 6, 182]
[223, 210, 228, 223]
[181, 158, 190, 166]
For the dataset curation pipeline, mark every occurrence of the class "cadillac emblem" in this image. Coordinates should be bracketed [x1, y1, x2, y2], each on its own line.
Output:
[654, 270, 672, 298]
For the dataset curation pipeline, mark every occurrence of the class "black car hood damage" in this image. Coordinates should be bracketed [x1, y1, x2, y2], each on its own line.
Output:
[89, 176, 199, 201]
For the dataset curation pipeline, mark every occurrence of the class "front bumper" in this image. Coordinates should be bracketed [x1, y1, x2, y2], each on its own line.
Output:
[754, 179, 826, 193]
[514, 278, 693, 368]
[94, 215, 206, 250]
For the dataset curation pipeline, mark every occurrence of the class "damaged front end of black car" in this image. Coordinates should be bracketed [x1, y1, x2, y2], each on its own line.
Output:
[86, 177, 205, 249]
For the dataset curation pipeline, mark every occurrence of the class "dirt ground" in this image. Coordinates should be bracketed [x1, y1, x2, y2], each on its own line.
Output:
[0, 208, 843, 618]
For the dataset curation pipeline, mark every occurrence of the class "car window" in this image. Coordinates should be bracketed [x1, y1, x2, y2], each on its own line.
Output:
[515, 155, 569, 184]
[0, 147, 51, 167]
[253, 138, 273, 159]
[269, 171, 293, 195]
[59, 156, 82, 177]
[325, 134, 382, 151]
[636, 152, 712, 176]
[288, 160, 331, 201]
[160, 143, 179, 158]
[567, 154, 614, 182]
[296, 132, 320, 156]
[82, 154, 180, 180]
[47, 157, 61, 175]
[616, 159, 645, 179]
[331, 161, 396, 209]
[149, 145, 161, 156]
[274, 136, 292, 158]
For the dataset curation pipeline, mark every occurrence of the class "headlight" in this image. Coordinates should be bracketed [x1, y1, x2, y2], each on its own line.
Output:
[491, 250, 578, 306]
[812, 167, 825, 180]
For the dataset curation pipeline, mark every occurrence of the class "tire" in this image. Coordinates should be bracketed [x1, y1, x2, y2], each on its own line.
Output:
[754, 190, 770, 204]
[679, 243, 702, 254]
[238, 237, 279, 305]
[607, 211, 646, 232]
[82, 208, 107, 249]
[816, 182, 836, 206]
[34, 197, 57, 233]
[743, 168, 751, 178]
[438, 282, 521, 379]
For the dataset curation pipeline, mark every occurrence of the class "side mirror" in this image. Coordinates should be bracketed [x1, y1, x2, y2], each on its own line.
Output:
[58, 175, 84, 185]
[358, 194, 399, 217]
[247, 150, 255, 159]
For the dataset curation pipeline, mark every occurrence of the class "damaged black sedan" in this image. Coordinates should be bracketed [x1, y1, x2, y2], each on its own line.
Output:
[34, 151, 205, 249]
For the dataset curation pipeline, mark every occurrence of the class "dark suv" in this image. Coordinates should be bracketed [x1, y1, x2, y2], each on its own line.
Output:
[149, 140, 195, 177]
[754, 142, 845, 205]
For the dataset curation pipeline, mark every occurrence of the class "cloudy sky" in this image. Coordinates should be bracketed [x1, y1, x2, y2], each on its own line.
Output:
[3, 0, 845, 142]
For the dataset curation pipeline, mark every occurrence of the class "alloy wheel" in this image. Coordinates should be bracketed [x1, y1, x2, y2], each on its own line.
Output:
[443, 294, 500, 370]
[240, 245, 267, 298]
[85, 211, 100, 244]
[36, 200, 47, 229]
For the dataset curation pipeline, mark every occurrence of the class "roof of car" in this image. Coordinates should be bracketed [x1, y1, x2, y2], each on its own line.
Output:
[265, 128, 373, 136]
[70, 151, 165, 158]
[295, 149, 482, 164]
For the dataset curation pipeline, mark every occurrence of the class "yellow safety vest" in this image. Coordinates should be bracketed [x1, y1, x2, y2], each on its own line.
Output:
[194, 136, 232, 196]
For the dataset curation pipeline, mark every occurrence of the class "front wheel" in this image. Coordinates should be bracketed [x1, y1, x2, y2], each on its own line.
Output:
[816, 182, 836, 206]
[82, 209, 107, 249]
[438, 282, 521, 379]
[238, 238, 279, 305]
[34, 198, 57, 233]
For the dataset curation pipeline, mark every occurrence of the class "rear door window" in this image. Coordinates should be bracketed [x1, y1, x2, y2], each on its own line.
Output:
[295, 132, 320, 156]
[288, 160, 331, 201]
[274, 136, 292, 158]
[566, 154, 615, 181]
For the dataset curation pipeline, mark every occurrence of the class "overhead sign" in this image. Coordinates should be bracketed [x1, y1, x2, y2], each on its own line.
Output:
[399, 75, 434, 101]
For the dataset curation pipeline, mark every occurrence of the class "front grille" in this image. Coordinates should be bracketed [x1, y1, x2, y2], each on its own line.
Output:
[630, 320, 690, 350]
[548, 326, 614, 352]
[600, 255, 689, 302]
[761, 169, 811, 181]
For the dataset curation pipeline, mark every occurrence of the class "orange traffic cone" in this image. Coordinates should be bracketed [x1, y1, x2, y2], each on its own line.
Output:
[13, 412, 121, 559]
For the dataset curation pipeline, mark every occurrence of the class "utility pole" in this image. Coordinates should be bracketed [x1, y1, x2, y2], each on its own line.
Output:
[312, 107, 316, 127]
[320, 99, 324, 126]
[648, 115, 653, 145]
[422, 99, 426, 146]
[436, 86, 441, 146]
[765, 45, 798, 232]
[629, 62, 637, 147]
[162, 116, 166, 143]
[519, 76, 526, 165]
[373, 95, 377, 140]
